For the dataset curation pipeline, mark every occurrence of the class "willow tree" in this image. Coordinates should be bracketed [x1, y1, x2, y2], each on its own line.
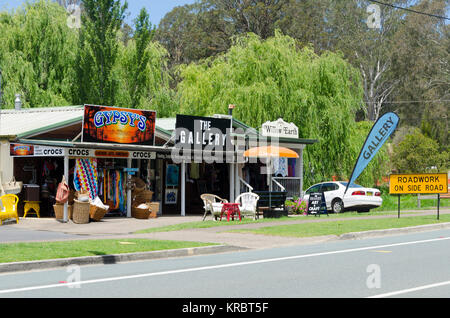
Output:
[0, 0, 78, 108]
[177, 31, 368, 186]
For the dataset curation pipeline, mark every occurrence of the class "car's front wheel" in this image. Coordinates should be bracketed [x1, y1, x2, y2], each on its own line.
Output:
[332, 199, 344, 213]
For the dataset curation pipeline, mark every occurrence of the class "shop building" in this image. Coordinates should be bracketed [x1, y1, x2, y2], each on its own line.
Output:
[0, 106, 317, 220]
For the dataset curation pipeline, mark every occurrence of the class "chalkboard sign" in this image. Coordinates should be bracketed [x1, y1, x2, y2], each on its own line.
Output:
[307, 192, 327, 216]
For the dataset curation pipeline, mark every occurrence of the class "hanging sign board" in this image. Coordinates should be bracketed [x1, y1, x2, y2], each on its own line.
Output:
[261, 118, 299, 139]
[173, 114, 233, 162]
[82, 105, 156, 146]
[389, 173, 448, 194]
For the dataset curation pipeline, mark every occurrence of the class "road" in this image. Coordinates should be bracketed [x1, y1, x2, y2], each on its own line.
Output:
[0, 229, 449, 300]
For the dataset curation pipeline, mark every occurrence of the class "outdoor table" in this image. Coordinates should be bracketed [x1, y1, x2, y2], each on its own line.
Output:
[220, 203, 241, 222]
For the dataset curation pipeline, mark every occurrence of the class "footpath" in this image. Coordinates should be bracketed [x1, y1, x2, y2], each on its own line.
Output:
[0, 208, 449, 273]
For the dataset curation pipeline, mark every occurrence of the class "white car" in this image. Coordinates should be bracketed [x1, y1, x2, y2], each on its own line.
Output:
[302, 181, 382, 213]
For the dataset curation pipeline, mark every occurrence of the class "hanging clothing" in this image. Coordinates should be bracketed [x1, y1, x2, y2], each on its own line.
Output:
[73, 158, 98, 200]
[288, 158, 296, 177]
[272, 158, 288, 177]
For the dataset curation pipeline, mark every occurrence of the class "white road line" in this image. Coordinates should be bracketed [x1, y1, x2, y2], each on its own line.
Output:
[1, 236, 449, 295]
[368, 280, 450, 298]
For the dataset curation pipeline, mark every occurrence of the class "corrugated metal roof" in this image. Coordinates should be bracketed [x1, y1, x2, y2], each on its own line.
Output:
[0, 106, 84, 138]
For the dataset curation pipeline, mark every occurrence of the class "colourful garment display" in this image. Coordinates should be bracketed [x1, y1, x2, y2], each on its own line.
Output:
[73, 158, 98, 200]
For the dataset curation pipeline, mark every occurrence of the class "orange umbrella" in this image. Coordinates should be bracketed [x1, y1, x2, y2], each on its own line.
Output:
[243, 146, 298, 193]
[243, 146, 299, 158]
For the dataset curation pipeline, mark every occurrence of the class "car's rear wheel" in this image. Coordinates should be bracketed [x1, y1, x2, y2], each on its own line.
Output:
[332, 199, 344, 213]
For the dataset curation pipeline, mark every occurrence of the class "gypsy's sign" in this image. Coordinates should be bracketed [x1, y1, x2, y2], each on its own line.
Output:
[82, 105, 156, 145]
[389, 173, 448, 194]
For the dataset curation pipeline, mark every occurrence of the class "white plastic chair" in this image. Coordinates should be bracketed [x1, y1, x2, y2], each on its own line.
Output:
[235, 192, 260, 220]
[201, 194, 228, 221]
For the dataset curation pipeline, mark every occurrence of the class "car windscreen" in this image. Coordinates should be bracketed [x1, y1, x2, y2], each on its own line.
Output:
[340, 182, 363, 188]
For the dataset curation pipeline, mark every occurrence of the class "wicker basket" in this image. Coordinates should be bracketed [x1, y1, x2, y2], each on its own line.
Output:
[73, 199, 90, 224]
[131, 177, 146, 193]
[148, 202, 159, 218]
[131, 204, 151, 219]
[53, 204, 73, 220]
[133, 190, 153, 205]
[89, 204, 108, 222]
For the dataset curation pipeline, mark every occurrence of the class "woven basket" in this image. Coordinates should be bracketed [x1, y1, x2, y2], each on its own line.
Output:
[89, 204, 108, 222]
[131, 205, 151, 219]
[53, 204, 73, 220]
[148, 202, 159, 218]
[133, 190, 153, 205]
[73, 199, 90, 224]
[132, 177, 146, 193]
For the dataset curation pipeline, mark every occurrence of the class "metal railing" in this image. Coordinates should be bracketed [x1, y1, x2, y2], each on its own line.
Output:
[273, 177, 302, 198]
[239, 176, 253, 193]
[271, 178, 286, 192]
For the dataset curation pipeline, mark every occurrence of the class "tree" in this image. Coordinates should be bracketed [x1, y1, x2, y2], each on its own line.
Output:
[75, 0, 128, 105]
[176, 31, 367, 186]
[122, 8, 155, 108]
[392, 129, 449, 173]
[390, 0, 449, 149]
[0, 0, 78, 108]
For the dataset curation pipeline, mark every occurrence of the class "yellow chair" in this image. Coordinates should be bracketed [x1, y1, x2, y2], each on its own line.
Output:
[0, 194, 19, 225]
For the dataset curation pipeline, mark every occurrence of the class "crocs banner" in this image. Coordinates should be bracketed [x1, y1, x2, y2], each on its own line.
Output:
[345, 112, 400, 194]
[82, 105, 156, 145]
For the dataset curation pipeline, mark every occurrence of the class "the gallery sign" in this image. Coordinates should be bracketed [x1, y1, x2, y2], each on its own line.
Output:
[171, 114, 237, 163]
[82, 105, 156, 145]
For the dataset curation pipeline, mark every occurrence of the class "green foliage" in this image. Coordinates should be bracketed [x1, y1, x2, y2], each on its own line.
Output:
[75, 0, 128, 105]
[177, 31, 365, 187]
[0, 0, 78, 108]
[0, 1, 175, 112]
[392, 129, 449, 173]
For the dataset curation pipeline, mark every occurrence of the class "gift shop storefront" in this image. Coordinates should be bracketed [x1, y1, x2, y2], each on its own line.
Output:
[0, 105, 317, 222]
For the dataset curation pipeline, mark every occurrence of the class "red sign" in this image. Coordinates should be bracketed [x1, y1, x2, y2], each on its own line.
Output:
[10, 144, 34, 156]
[82, 105, 156, 145]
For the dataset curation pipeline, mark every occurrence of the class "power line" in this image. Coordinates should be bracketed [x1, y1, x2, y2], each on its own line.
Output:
[367, 0, 450, 21]
[365, 99, 450, 104]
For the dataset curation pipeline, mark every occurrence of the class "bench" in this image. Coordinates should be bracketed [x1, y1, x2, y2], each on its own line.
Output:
[254, 191, 288, 218]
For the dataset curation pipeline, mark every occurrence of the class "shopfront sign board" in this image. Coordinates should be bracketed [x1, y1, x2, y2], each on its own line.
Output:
[389, 173, 448, 194]
[10, 144, 155, 160]
[82, 105, 156, 146]
[261, 118, 299, 139]
[173, 114, 233, 162]
[10, 144, 63, 157]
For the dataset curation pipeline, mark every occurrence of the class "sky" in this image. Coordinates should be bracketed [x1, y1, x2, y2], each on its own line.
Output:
[0, 0, 197, 26]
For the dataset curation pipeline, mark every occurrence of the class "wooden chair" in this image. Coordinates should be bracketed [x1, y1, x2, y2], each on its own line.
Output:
[235, 192, 260, 220]
[201, 194, 228, 221]
[0, 194, 19, 225]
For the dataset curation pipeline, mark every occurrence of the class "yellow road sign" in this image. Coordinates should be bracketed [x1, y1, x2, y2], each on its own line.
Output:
[389, 173, 448, 194]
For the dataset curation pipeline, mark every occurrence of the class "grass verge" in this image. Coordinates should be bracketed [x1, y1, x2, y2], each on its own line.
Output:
[372, 194, 449, 212]
[0, 239, 215, 264]
[134, 208, 448, 234]
[230, 214, 450, 238]
[134, 216, 295, 233]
